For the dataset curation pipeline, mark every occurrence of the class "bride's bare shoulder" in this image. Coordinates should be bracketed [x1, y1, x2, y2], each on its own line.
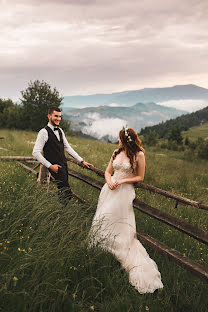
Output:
[136, 151, 145, 160]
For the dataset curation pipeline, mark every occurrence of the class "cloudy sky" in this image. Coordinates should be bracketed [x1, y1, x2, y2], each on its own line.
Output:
[1, 0, 208, 100]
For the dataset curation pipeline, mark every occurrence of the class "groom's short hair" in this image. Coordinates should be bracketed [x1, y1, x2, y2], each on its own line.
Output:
[48, 106, 61, 115]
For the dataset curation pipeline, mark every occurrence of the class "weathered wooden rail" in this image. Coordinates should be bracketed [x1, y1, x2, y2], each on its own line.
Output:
[2, 155, 207, 211]
[1, 155, 208, 282]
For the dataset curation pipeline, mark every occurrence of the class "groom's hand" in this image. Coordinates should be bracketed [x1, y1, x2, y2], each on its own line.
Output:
[82, 161, 94, 168]
[49, 164, 62, 173]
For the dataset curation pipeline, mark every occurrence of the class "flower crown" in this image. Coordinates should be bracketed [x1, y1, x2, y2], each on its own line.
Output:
[122, 126, 132, 142]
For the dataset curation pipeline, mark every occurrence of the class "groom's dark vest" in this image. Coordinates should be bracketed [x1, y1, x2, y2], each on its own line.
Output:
[43, 126, 67, 165]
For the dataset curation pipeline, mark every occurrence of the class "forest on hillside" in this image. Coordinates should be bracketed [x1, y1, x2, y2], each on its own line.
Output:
[140, 106, 208, 138]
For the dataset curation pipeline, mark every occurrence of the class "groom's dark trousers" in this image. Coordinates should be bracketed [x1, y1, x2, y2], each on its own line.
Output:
[49, 163, 72, 203]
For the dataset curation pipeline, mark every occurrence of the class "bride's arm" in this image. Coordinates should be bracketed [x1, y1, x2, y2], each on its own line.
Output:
[117, 151, 145, 185]
[105, 156, 117, 190]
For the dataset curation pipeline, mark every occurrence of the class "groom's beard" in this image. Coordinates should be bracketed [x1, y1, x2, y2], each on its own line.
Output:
[50, 119, 60, 127]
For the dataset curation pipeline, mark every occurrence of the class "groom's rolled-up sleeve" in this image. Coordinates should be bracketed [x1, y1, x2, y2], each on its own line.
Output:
[62, 130, 83, 163]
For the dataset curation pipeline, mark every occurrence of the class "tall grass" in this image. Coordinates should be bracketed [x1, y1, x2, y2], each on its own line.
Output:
[0, 129, 208, 312]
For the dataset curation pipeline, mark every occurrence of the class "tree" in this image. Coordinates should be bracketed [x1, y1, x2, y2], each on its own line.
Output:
[20, 80, 63, 131]
[197, 138, 208, 159]
[0, 99, 14, 128]
[184, 136, 190, 146]
[143, 130, 158, 146]
[168, 126, 183, 145]
[4, 104, 25, 129]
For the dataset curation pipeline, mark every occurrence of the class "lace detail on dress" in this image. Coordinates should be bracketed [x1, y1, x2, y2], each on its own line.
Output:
[112, 159, 132, 180]
[112, 151, 137, 180]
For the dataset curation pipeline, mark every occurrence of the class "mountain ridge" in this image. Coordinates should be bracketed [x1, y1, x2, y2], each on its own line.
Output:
[63, 84, 208, 109]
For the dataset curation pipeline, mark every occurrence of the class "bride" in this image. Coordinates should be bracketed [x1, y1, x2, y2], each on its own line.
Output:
[89, 127, 163, 294]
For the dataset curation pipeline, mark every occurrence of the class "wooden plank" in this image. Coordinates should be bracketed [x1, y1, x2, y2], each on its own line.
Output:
[136, 230, 208, 282]
[16, 161, 85, 202]
[68, 168, 208, 245]
[71, 189, 89, 204]
[16, 161, 38, 176]
[32, 163, 40, 171]
[134, 199, 208, 245]
[134, 182, 208, 211]
[67, 157, 208, 211]
[2, 155, 208, 210]
[68, 168, 104, 190]
[37, 164, 50, 185]
[67, 156, 104, 177]
[0, 156, 35, 161]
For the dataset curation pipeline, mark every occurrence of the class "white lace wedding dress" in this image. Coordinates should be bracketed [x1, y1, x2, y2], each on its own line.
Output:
[89, 153, 163, 294]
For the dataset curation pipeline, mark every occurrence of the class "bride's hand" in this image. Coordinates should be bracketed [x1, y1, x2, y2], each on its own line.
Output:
[108, 181, 118, 190]
[116, 179, 125, 185]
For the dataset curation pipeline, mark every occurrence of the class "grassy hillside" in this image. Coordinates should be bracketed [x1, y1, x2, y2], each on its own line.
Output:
[0, 129, 208, 312]
[182, 122, 208, 140]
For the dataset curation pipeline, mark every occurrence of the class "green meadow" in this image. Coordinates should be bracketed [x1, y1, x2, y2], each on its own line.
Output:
[0, 129, 207, 312]
[182, 122, 208, 140]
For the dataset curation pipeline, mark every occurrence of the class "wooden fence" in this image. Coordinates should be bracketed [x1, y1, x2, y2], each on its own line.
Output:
[1, 155, 208, 282]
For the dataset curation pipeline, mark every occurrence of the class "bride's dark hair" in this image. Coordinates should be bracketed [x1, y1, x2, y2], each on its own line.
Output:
[112, 128, 145, 172]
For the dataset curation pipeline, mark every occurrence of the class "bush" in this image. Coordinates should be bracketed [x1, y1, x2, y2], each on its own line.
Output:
[197, 140, 208, 159]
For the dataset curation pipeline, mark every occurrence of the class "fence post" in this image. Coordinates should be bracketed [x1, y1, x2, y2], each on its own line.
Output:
[37, 164, 51, 191]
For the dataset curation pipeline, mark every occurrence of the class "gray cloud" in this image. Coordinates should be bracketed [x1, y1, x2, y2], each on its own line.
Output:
[0, 0, 208, 99]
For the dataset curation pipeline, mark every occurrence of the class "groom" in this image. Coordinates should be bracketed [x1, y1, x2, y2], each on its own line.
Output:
[32, 106, 93, 202]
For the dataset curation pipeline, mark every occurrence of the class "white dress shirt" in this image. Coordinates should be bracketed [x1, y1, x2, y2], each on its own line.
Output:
[32, 123, 83, 168]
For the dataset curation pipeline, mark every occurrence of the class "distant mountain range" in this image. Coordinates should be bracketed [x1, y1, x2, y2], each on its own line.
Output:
[63, 102, 186, 142]
[63, 84, 208, 109]
[63, 84, 208, 141]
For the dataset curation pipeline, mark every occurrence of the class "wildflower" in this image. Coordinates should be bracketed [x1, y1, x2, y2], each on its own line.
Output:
[6, 241, 10, 244]
[4, 247, 8, 250]
[17, 248, 21, 252]
[145, 306, 149, 311]
[13, 276, 18, 287]
[0, 243, 2, 246]
[72, 293, 76, 300]
[28, 248, 32, 252]
[90, 306, 95, 311]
